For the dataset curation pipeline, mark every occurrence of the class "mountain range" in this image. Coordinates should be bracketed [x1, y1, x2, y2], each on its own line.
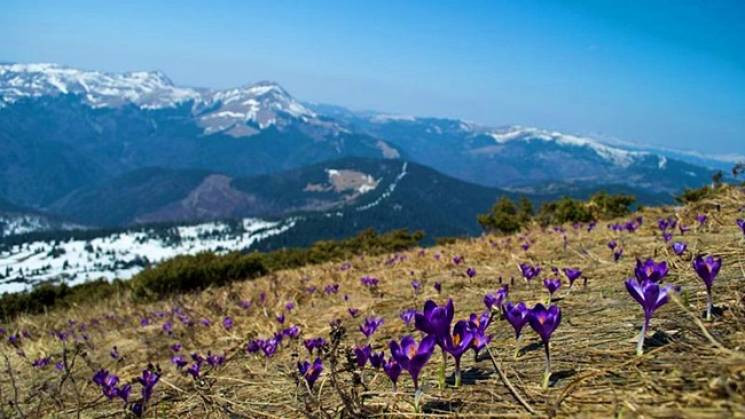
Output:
[0, 63, 725, 242]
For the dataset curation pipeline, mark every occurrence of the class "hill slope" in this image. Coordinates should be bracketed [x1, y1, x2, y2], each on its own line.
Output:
[0, 186, 743, 417]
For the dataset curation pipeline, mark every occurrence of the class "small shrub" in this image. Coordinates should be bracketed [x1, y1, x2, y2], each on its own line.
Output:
[478, 196, 532, 234]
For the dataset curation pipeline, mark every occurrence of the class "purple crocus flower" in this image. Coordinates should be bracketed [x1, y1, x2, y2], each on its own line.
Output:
[354, 344, 372, 367]
[170, 343, 182, 352]
[162, 321, 173, 335]
[527, 304, 562, 388]
[503, 302, 529, 339]
[671, 241, 687, 256]
[562, 268, 582, 288]
[186, 362, 201, 379]
[324, 284, 339, 295]
[32, 356, 51, 368]
[452, 255, 464, 265]
[171, 355, 187, 369]
[200, 318, 211, 327]
[658, 218, 669, 231]
[737, 219, 745, 235]
[298, 358, 323, 390]
[483, 285, 509, 312]
[110, 346, 120, 360]
[503, 301, 529, 359]
[206, 352, 225, 367]
[521, 242, 530, 251]
[137, 366, 160, 405]
[519, 263, 541, 281]
[692, 254, 723, 321]
[662, 232, 673, 242]
[303, 337, 326, 354]
[261, 338, 279, 358]
[390, 335, 437, 390]
[608, 240, 617, 250]
[411, 280, 421, 294]
[543, 278, 561, 303]
[444, 320, 474, 387]
[238, 300, 252, 310]
[414, 299, 454, 344]
[468, 311, 491, 357]
[634, 258, 669, 283]
[369, 351, 385, 369]
[360, 276, 379, 288]
[466, 267, 477, 278]
[360, 316, 384, 338]
[400, 308, 416, 326]
[696, 214, 708, 226]
[625, 277, 675, 356]
[383, 358, 402, 391]
[283, 325, 301, 338]
[285, 301, 295, 312]
[613, 248, 624, 262]
[347, 307, 360, 318]
[434, 281, 442, 294]
[222, 316, 234, 331]
[276, 313, 285, 324]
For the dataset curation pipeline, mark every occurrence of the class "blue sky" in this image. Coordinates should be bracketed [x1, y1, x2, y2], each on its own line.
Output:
[2, 0, 744, 155]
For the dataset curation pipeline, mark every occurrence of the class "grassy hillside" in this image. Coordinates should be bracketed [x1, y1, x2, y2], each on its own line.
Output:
[0, 186, 743, 417]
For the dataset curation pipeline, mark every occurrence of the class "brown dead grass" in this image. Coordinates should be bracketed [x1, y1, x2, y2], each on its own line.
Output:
[1, 187, 744, 418]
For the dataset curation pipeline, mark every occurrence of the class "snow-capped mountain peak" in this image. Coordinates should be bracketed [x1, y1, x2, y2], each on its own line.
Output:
[0, 63, 334, 137]
[0, 63, 202, 109]
[487, 125, 646, 167]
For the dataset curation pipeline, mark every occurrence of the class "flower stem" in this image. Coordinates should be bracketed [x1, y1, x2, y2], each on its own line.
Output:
[706, 291, 713, 321]
[636, 318, 649, 356]
[438, 348, 447, 390]
[513, 335, 521, 359]
[542, 341, 551, 389]
[454, 358, 462, 388]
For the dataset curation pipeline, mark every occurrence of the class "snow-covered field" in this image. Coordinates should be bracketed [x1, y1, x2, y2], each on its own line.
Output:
[0, 217, 295, 294]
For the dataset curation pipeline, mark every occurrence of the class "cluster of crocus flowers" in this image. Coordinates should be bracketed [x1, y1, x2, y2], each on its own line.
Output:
[634, 258, 669, 282]
[360, 275, 379, 288]
[692, 255, 722, 321]
[92, 369, 131, 402]
[414, 299, 454, 388]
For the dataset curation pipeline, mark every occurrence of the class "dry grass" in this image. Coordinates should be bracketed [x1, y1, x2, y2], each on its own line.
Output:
[2, 187, 745, 418]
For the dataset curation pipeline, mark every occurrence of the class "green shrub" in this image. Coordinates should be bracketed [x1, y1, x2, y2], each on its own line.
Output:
[478, 196, 532, 234]
[536, 197, 593, 226]
[0, 279, 128, 322]
[676, 186, 713, 204]
[130, 228, 423, 301]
